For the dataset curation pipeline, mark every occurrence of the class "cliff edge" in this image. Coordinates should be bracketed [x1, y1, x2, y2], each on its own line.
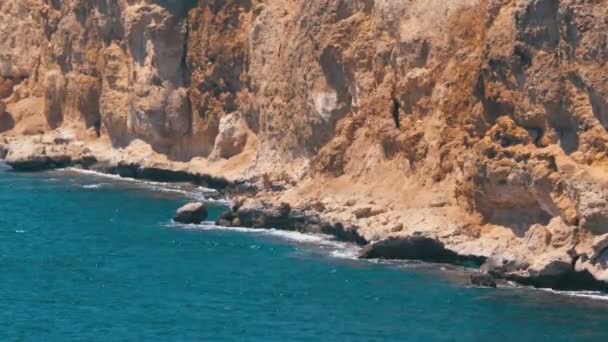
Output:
[2, 0, 608, 289]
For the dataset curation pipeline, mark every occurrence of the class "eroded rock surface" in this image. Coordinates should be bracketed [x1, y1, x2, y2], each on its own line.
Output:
[360, 236, 485, 266]
[174, 202, 209, 225]
[3, 0, 608, 289]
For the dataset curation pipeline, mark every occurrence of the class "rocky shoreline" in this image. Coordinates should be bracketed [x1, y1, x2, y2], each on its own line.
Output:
[212, 199, 608, 292]
[0, 135, 254, 195]
[3, 0, 608, 297]
[2, 137, 608, 293]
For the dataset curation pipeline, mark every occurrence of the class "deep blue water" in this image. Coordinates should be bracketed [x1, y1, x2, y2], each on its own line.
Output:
[1, 164, 608, 341]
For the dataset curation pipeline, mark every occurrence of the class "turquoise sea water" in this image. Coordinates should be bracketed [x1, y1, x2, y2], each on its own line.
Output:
[1, 164, 608, 341]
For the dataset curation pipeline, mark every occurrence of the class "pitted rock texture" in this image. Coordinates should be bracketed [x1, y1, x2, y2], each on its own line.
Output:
[3, 0, 608, 287]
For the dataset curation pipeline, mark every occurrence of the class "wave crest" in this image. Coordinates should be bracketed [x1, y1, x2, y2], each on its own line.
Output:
[167, 221, 362, 260]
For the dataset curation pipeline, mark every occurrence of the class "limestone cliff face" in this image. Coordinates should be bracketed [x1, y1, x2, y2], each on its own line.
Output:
[3, 0, 608, 285]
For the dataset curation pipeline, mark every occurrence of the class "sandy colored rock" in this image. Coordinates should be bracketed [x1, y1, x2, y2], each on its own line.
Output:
[2, 0, 608, 288]
[210, 112, 249, 160]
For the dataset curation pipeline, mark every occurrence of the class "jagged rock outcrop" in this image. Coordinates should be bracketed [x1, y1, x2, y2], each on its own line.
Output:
[174, 202, 209, 224]
[217, 198, 367, 244]
[4, 134, 80, 171]
[2, 0, 608, 289]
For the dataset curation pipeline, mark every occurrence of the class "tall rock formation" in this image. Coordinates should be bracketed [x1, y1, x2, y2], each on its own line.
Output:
[2, 0, 608, 287]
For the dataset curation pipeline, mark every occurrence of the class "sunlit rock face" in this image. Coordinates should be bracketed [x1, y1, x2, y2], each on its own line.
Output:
[2, 0, 608, 286]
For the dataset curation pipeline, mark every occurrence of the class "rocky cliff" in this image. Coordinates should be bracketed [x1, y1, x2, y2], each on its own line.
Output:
[2, 0, 608, 289]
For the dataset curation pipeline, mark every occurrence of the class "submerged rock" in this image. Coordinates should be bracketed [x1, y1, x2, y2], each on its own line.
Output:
[174, 202, 208, 224]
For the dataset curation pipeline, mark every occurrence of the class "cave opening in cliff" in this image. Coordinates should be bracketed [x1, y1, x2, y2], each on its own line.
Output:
[392, 98, 401, 129]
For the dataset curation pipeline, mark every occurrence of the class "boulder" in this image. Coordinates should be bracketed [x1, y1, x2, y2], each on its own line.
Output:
[216, 210, 237, 226]
[470, 273, 498, 288]
[353, 206, 385, 219]
[236, 201, 295, 229]
[359, 236, 485, 265]
[174, 202, 208, 224]
[210, 112, 249, 160]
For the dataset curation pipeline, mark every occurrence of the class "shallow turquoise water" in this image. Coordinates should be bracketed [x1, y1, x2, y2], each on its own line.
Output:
[1, 164, 608, 341]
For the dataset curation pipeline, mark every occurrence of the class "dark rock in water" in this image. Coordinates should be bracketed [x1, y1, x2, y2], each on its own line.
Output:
[481, 255, 608, 291]
[174, 202, 208, 224]
[0, 144, 7, 159]
[114, 161, 233, 192]
[116, 162, 139, 178]
[195, 173, 230, 190]
[87, 161, 118, 174]
[321, 222, 367, 245]
[359, 236, 455, 261]
[470, 273, 498, 288]
[217, 200, 367, 244]
[139, 166, 195, 183]
[489, 266, 608, 292]
[216, 210, 236, 226]
[359, 236, 485, 265]
[7, 155, 72, 172]
[237, 201, 295, 230]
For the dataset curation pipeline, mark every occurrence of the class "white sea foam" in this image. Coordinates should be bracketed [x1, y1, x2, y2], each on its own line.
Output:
[57, 166, 608, 301]
[495, 281, 608, 301]
[329, 248, 361, 260]
[167, 221, 362, 260]
[82, 183, 105, 189]
[538, 288, 608, 301]
[64, 167, 125, 180]
[62, 167, 229, 204]
[181, 221, 608, 301]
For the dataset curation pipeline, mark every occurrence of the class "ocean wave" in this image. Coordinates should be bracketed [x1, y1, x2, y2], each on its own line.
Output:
[493, 281, 608, 301]
[538, 288, 608, 301]
[61, 167, 229, 204]
[167, 221, 362, 260]
[64, 167, 125, 180]
[329, 248, 361, 260]
[82, 183, 106, 189]
[169, 221, 608, 301]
